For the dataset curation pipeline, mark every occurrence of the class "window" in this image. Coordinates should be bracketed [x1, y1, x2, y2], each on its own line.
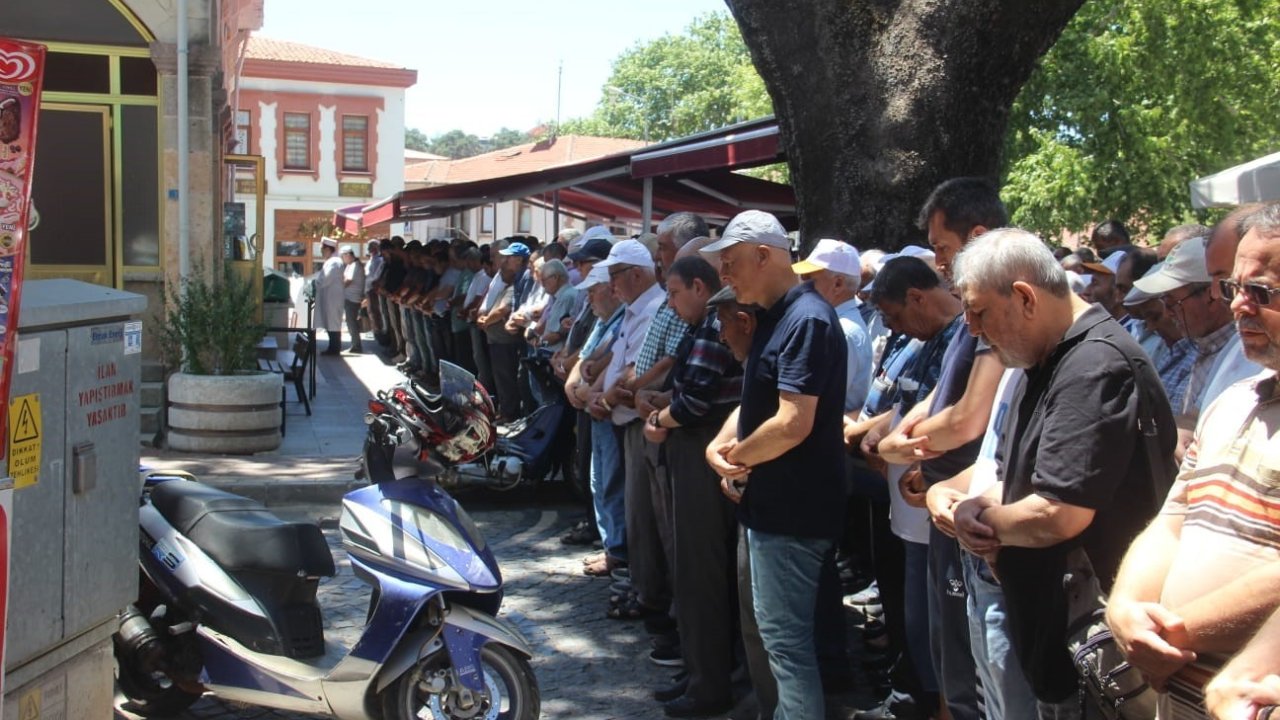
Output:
[283, 112, 311, 169]
[517, 203, 532, 233]
[233, 109, 251, 155]
[481, 205, 495, 234]
[341, 115, 368, 172]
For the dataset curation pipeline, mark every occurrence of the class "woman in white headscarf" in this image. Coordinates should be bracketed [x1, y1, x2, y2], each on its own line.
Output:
[314, 237, 346, 354]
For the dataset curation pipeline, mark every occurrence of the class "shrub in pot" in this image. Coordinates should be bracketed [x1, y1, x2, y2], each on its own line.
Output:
[157, 266, 281, 453]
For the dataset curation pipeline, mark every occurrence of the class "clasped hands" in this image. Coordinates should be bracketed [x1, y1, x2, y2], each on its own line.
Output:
[706, 438, 750, 504]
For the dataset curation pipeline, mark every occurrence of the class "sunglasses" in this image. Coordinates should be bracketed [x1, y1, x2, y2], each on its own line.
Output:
[1219, 279, 1280, 306]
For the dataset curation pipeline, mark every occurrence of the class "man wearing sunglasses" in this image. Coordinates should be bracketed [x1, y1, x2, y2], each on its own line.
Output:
[1106, 202, 1280, 720]
[1133, 235, 1243, 451]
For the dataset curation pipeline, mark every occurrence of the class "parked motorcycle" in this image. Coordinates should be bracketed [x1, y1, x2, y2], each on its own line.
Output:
[116, 362, 540, 719]
[374, 357, 577, 493]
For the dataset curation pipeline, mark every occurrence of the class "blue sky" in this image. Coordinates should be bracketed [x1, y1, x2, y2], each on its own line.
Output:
[259, 0, 729, 138]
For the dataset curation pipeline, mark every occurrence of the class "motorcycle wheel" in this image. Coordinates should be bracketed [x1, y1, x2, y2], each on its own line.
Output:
[112, 633, 202, 717]
[381, 644, 540, 720]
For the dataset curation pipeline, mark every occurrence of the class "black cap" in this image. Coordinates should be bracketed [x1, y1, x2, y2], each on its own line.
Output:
[569, 237, 613, 263]
[706, 285, 738, 308]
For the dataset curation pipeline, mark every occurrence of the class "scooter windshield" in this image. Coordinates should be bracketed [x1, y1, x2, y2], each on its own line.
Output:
[439, 360, 478, 408]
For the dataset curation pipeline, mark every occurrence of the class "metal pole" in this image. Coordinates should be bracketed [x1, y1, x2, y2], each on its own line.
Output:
[177, 0, 190, 279]
[641, 177, 653, 234]
[552, 190, 560, 236]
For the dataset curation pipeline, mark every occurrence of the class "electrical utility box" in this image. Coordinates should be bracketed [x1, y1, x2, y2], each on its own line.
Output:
[3, 279, 145, 720]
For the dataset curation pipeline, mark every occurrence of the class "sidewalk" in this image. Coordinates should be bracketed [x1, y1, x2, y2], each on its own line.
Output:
[141, 344, 405, 506]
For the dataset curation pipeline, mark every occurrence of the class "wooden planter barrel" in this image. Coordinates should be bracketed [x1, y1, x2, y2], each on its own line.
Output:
[166, 371, 282, 453]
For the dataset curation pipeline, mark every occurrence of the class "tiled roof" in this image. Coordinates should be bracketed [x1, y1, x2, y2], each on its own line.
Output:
[405, 135, 647, 185]
[245, 37, 404, 69]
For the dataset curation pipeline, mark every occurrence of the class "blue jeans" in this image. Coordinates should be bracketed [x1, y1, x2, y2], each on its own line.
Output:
[589, 419, 626, 561]
[962, 551, 1038, 720]
[904, 540, 938, 693]
[748, 529, 832, 720]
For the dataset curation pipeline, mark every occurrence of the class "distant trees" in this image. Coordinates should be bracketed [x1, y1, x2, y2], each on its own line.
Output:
[403, 127, 534, 160]
[560, 13, 768, 142]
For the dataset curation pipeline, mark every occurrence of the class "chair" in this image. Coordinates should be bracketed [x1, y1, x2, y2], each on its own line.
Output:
[282, 333, 312, 416]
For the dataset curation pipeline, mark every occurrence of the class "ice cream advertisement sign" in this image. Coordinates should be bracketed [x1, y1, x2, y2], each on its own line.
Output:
[0, 38, 45, 462]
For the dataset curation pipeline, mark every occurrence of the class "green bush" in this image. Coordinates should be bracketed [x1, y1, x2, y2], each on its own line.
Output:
[157, 266, 263, 375]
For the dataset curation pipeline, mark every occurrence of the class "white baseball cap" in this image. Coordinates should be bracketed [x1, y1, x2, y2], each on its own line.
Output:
[1123, 263, 1162, 306]
[701, 210, 790, 254]
[594, 239, 655, 270]
[575, 264, 611, 290]
[792, 238, 862, 278]
[1133, 236, 1210, 296]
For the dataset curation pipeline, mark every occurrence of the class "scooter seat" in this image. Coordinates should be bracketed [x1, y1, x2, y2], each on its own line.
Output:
[150, 480, 335, 578]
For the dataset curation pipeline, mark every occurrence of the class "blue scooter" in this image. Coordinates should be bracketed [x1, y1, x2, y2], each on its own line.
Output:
[115, 363, 539, 719]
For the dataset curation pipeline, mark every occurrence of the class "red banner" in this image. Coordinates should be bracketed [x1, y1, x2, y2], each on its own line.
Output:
[0, 39, 46, 462]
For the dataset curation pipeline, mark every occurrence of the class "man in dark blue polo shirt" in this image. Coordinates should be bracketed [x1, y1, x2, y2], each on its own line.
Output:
[703, 210, 848, 720]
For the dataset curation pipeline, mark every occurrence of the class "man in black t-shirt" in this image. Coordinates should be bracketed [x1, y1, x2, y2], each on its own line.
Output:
[951, 229, 1176, 717]
[703, 210, 847, 720]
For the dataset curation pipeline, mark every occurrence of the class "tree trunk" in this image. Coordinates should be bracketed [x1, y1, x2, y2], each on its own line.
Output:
[725, 0, 1085, 249]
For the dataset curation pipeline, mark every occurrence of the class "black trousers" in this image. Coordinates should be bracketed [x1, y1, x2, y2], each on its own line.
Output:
[487, 339, 522, 420]
[669, 425, 738, 704]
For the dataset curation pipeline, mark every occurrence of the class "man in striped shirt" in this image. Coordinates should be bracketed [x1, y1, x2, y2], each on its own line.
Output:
[1107, 202, 1280, 719]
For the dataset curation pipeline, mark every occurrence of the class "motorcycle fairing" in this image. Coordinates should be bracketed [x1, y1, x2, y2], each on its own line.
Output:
[341, 480, 501, 592]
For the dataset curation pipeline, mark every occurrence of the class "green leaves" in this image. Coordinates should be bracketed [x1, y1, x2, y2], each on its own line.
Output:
[568, 12, 774, 142]
[156, 266, 264, 376]
[1004, 0, 1280, 240]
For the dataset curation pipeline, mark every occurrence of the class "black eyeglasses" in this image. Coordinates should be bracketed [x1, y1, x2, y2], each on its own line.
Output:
[1220, 279, 1280, 306]
[1161, 284, 1209, 312]
[608, 266, 633, 279]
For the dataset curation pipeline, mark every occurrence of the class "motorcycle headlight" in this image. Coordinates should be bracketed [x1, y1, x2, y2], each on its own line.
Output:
[383, 500, 471, 555]
[454, 504, 487, 553]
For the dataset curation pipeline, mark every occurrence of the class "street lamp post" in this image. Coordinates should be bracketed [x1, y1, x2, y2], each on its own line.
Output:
[603, 85, 650, 142]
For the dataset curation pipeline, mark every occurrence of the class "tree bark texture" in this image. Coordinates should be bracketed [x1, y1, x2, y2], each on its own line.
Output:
[726, 0, 1085, 249]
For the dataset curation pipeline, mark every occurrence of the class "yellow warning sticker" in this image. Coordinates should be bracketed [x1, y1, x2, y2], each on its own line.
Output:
[8, 394, 40, 489]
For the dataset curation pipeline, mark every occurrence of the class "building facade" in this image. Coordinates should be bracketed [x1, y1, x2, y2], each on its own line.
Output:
[234, 37, 416, 276]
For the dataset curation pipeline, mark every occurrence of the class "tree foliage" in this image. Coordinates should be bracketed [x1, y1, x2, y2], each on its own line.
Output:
[1003, 0, 1280, 241]
[403, 127, 533, 159]
[563, 13, 772, 142]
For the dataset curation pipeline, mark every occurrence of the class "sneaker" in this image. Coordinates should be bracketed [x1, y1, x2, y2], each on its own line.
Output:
[648, 644, 684, 667]
[847, 580, 880, 606]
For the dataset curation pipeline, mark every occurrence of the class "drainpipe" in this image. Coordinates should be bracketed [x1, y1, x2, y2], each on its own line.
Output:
[177, 0, 190, 279]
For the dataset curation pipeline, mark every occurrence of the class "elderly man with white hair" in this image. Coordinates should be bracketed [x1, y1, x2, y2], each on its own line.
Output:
[794, 239, 873, 413]
[949, 228, 1177, 718]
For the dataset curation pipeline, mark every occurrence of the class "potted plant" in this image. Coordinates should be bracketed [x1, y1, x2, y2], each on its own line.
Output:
[156, 265, 282, 453]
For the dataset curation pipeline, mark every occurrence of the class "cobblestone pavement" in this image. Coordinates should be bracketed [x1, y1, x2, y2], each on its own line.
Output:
[116, 490, 875, 720]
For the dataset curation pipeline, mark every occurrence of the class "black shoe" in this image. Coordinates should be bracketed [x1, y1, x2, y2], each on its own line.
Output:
[560, 520, 600, 546]
[662, 695, 733, 718]
[652, 677, 688, 703]
[649, 644, 684, 667]
[322, 347, 341, 356]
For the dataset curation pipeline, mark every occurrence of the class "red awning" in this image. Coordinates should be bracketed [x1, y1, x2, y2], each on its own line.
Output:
[338, 117, 790, 231]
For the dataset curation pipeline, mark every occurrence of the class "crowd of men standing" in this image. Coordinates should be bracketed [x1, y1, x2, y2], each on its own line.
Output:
[328, 180, 1280, 720]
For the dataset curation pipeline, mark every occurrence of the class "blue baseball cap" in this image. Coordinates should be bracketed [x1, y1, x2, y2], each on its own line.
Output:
[499, 242, 531, 257]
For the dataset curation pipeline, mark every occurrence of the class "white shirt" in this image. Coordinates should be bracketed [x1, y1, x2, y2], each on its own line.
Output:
[1200, 333, 1261, 408]
[604, 282, 666, 425]
[479, 275, 508, 314]
[465, 269, 492, 307]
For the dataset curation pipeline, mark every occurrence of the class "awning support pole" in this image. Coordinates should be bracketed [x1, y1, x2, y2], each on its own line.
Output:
[641, 177, 653, 233]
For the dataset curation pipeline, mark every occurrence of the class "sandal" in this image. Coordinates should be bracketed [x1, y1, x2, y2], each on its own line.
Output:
[582, 552, 605, 566]
[584, 555, 624, 577]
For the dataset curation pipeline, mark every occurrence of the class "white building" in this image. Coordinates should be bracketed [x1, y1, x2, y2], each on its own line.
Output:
[233, 37, 417, 275]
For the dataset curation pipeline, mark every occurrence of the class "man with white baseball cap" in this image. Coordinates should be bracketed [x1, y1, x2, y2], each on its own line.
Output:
[793, 239, 874, 413]
[1080, 249, 1130, 323]
[1133, 235, 1257, 423]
